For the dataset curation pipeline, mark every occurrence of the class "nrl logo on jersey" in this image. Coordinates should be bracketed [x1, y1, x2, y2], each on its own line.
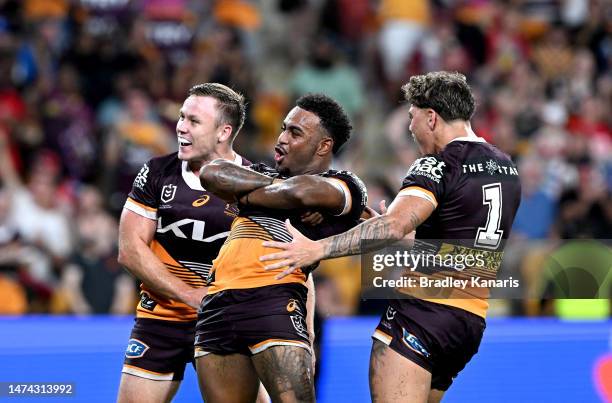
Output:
[407, 157, 446, 183]
[161, 184, 177, 203]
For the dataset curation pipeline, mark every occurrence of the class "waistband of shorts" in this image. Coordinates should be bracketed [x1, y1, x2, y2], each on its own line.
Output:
[393, 297, 486, 324]
[134, 317, 197, 331]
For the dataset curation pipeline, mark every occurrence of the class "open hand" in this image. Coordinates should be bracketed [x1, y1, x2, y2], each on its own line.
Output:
[260, 220, 324, 279]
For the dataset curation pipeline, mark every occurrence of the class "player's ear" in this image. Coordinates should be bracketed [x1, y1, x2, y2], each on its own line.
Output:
[317, 136, 333, 156]
[427, 109, 437, 131]
[217, 124, 234, 143]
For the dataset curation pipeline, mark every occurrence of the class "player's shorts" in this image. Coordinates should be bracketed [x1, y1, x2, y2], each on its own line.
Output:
[194, 283, 311, 357]
[122, 318, 196, 381]
[372, 297, 485, 391]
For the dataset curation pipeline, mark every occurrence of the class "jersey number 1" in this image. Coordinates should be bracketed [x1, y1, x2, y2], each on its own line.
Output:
[475, 183, 503, 249]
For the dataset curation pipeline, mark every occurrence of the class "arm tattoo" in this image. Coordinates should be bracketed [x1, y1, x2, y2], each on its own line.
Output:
[203, 162, 273, 199]
[323, 215, 396, 259]
[408, 211, 423, 233]
[322, 210, 425, 259]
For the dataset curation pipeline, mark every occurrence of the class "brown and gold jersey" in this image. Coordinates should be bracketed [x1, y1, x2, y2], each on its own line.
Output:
[123, 152, 250, 321]
[397, 137, 521, 318]
[207, 163, 368, 293]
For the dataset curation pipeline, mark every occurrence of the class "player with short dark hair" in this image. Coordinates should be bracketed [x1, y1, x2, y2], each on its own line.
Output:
[294, 93, 352, 154]
[188, 83, 246, 139]
[193, 93, 368, 402]
[260, 72, 522, 402]
[116, 83, 261, 402]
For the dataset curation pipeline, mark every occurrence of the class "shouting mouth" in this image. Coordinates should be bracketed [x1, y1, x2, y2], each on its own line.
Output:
[274, 146, 286, 163]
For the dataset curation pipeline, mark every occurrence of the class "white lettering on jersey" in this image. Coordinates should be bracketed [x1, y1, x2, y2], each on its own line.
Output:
[134, 164, 149, 190]
[407, 157, 446, 183]
[462, 160, 519, 176]
[156, 218, 229, 243]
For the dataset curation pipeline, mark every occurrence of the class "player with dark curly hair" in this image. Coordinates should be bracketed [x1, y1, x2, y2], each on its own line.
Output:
[193, 93, 368, 402]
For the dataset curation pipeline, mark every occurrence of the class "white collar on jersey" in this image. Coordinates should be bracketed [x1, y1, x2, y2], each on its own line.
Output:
[181, 153, 243, 191]
[449, 136, 487, 143]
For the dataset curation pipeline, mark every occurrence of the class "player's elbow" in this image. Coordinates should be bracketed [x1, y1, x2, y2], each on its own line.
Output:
[117, 246, 131, 267]
[199, 159, 227, 189]
[117, 235, 137, 268]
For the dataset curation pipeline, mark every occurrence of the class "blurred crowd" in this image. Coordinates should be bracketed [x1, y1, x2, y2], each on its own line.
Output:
[0, 0, 610, 318]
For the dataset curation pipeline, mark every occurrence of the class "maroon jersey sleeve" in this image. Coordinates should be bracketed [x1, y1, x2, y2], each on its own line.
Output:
[319, 170, 368, 220]
[398, 155, 451, 208]
[124, 159, 162, 220]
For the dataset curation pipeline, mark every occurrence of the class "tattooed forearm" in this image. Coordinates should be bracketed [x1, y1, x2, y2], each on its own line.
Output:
[199, 159, 273, 201]
[321, 210, 426, 259]
[408, 211, 423, 232]
[322, 215, 401, 259]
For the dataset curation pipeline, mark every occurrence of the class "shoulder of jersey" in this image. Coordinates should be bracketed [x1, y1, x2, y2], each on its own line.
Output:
[147, 152, 180, 171]
[437, 145, 463, 167]
[321, 169, 367, 193]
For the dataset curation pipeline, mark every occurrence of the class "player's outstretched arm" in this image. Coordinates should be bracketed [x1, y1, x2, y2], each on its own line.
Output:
[118, 209, 207, 309]
[260, 196, 434, 279]
[239, 175, 346, 213]
[199, 159, 275, 202]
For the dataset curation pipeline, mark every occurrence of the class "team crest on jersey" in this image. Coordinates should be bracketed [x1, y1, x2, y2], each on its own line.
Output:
[133, 164, 149, 190]
[161, 184, 177, 203]
[224, 203, 239, 218]
[407, 157, 446, 183]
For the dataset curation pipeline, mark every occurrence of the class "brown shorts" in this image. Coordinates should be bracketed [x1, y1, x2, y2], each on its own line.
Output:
[122, 318, 195, 381]
[373, 298, 485, 391]
[194, 283, 311, 357]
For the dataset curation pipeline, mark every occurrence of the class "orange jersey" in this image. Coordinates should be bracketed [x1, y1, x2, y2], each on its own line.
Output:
[207, 164, 368, 294]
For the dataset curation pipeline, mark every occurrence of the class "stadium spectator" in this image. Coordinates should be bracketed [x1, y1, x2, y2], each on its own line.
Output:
[54, 186, 134, 315]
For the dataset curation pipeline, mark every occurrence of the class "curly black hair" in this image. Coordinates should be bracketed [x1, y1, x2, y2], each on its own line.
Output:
[296, 93, 352, 154]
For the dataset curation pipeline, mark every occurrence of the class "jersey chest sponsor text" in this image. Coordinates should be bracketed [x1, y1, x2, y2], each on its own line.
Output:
[156, 216, 229, 243]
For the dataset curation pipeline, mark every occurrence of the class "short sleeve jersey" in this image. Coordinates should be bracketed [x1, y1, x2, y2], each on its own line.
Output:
[123, 152, 250, 321]
[207, 163, 368, 293]
[397, 138, 521, 317]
